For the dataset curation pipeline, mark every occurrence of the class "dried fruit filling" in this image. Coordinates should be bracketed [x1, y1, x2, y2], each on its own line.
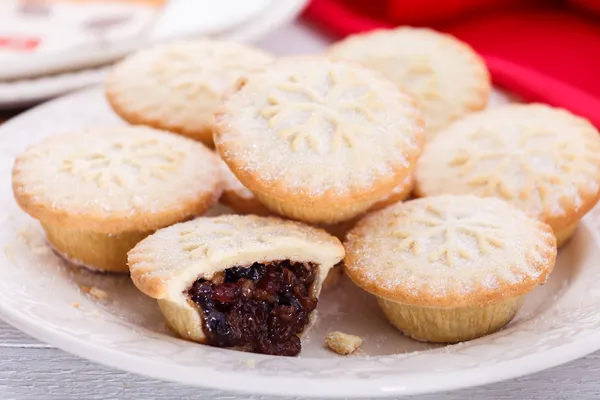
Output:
[187, 261, 319, 356]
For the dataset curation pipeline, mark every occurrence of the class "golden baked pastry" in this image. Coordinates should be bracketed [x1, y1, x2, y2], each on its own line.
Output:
[106, 39, 274, 146]
[214, 57, 424, 224]
[369, 175, 414, 211]
[415, 104, 600, 247]
[218, 159, 272, 217]
[12, 126, 221, 272]
[344, 195, 557, 343]
[128, 215, 344, 356]
[329, 27, 490, 139]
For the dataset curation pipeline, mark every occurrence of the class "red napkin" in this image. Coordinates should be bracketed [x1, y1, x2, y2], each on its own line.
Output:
[304, 0, 600, 128]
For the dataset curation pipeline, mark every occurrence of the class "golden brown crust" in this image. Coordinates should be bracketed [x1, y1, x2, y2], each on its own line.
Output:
[105, 39, 274, 147]
[414, 104, 600, 235]
[13, 181, 220, 234]
[12, 127, 223, 234]
[105, 85, 215, 145]
[217, 159, 272, 216]
[128, 215, 345, 300]
[214, 56, 424, 224]
[328, 27, 491, 138]
[369, 175, 414, 211]
[344, 195, 557, 308]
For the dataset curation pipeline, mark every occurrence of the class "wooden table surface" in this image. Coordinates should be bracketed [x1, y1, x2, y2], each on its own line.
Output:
[1, 20, 599, 400]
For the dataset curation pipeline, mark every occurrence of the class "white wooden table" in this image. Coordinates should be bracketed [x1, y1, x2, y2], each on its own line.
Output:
[1, 20, 600, 400]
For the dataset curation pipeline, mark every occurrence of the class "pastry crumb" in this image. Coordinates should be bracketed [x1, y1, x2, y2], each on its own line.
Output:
[72, 302, 80, 309]
[80, 285, 109, 301]
[325, 331, 362, 355]
[3, 244, 14, 260]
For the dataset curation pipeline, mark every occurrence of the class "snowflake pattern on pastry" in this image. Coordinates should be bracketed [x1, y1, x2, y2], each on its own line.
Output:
[214, 58, 423, 200]
[150, 45, 256, 99]
[344, 195, 557, 303]
[260, 70, 385, 153]
[12, 127, 221, 226]
[448, 127, 586, 206]
[416, 105, 600, 220]
[177, 217, 321, 261]
[392, 202, 505, 267]
[329, 27, 490, 137]
[60, 138, 185, 188]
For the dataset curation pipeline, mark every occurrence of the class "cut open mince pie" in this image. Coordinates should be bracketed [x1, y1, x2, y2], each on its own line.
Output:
[128, 215, 344, 356]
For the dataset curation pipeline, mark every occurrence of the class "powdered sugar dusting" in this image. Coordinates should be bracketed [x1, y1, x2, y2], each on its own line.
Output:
[13, 126, 220, 223]
[107, 39, 274, 138]
[345, 195, 556, 302]
[215, 58, 423, 197]
[129, 215, 345, 296]
[416, 104, 600, 223]
[329, 27, 490, 138]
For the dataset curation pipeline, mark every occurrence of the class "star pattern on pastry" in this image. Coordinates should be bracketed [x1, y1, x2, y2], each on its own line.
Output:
[178, 222, 307, 259]
[179, 225, 238, 258]
[448, 127, 583, 206]
[371, 55, 442, 103]
[150, 47, 247, 99]
[392, 203, 505, 267]
[60, 139, 185, 188]
[260, 70, 384, 153]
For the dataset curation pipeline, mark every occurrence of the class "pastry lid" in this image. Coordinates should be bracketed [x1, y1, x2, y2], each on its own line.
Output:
[415, 104, 600, 230]
[12, 126, 221, 233]
[329, 27, 491, 137]
[344, 195, 557, 307]
[106, 39, 275, 140]
[214, 57, 424, 203]
[128, 215, 345, 300]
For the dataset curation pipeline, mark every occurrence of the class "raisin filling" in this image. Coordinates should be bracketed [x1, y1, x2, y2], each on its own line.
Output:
[187, 261, 318, 356]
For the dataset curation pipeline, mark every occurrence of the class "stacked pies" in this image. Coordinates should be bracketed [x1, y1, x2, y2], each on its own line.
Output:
[11, 30, 600, 357]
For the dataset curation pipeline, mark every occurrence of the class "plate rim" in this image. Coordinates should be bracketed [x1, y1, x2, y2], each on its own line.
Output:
[0, 87, 599, 398]
[0, 0, 310, 109]
[0, 0, 274, 81]
[1, 283, 599, 398]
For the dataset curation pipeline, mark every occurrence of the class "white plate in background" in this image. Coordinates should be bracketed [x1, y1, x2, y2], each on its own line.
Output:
[0, 87, 598, 398]
[0, 0, 272, 81]
[0, 0, 309, 109]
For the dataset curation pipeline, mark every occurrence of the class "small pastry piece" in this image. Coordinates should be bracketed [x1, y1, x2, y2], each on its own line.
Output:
[344, 195, 556, 343]
[214, 57, 424, 224]
[106, 39, 274, 146]
[415, 104, 600, 247]
[80, 286, 109, 301]
[128, 215, 344, 356]
[325, 331, 362, 355]
[329, 27, 490, 139]
[218, 159, 272, 216]
[12, 127, 221, 272]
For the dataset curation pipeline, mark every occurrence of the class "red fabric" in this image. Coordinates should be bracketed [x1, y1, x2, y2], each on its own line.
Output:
[387, 0, 533, 24]
[303, 0, 600, 128]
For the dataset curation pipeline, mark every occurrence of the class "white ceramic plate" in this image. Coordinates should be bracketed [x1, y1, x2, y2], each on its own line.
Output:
[0, 0, 271, 81]
[0, 0, 309, 109]
[0, 88, 599, 398]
